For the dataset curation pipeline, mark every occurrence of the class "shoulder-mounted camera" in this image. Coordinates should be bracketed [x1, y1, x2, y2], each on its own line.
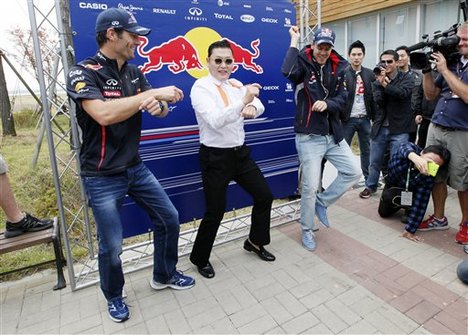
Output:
[408, 24, 460, 70]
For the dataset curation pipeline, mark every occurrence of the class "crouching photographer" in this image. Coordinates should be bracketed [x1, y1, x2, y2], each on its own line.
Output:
[378, 142, 450, 242]
[421, 21, 468, 245]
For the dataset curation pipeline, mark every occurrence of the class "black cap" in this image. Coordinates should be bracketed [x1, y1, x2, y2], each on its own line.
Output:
[95, 8, 151, 36]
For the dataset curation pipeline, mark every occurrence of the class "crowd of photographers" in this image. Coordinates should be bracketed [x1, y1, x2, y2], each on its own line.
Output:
[345, 22, 468, 244]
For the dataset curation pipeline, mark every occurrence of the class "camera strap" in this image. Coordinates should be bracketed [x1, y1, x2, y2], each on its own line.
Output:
[405, 167, 411, 192]
[457, 61, 468, 79]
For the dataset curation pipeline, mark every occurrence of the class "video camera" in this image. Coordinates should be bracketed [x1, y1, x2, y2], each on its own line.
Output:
[408, 24, 460, 70]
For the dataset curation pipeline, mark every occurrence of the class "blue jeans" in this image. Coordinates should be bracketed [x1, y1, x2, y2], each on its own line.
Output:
[342, 117, 371, 180]
[296, 134, 361, 231]
[366, 127, 409, 191]
[83, 162, 179, 301]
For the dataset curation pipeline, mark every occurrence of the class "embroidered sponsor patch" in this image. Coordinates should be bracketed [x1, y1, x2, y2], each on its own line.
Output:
[84, 64, 103, 71]
[103, 90, 122, 97]
[75, 82, 86, 92]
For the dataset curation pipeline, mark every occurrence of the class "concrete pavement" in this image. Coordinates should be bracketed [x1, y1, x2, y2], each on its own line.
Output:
[1, 186, 466, 334]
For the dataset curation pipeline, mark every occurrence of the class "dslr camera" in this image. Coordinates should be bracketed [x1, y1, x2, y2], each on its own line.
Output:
[373, 62, 387, 75]
[408, 24, 460, 70]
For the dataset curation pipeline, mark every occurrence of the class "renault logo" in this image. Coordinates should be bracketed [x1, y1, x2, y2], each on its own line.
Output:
[189, 7, 202, 16]
[106, 79, 118, 86]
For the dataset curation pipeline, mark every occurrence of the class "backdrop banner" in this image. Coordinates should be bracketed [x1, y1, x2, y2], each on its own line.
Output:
[69, 0, 298, 237]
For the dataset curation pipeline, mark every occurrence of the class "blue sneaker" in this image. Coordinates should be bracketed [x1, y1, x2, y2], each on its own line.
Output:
[107, 298, 129, 323]
[302, 230, 316, 251]
[150, 270, 195, 290]
[315, 203, 331, 228]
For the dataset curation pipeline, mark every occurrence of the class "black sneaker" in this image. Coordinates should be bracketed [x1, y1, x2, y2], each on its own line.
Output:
[359, 188, 374, 199]
[4, 213, 53, 238]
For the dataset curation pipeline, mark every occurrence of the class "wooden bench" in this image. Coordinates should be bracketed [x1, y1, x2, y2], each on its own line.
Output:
[0, 217, 66, 290]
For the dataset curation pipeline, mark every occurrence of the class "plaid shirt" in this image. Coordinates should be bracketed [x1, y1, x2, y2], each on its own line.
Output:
[387, 142, 435, 234]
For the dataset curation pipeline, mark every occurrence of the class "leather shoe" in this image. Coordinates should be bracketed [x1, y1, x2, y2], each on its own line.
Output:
[243, 239, 275, 261]
[197, 262, 215, 279]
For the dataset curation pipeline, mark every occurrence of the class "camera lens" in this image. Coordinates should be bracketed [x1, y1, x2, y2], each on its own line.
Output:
[373, 62, 386, 75]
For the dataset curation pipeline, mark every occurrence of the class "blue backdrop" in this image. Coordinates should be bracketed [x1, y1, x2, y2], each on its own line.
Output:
[69, 0, 298, 237]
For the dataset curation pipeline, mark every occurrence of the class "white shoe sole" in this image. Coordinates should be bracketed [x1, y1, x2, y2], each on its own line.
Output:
[149, 279, 195, 291]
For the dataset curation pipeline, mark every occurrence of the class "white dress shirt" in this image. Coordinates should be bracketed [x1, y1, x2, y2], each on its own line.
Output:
[190, 74, 265, 148]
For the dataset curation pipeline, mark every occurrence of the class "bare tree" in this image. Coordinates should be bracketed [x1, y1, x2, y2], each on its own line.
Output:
[7, 26, 57, 89]
[0, 50, 16, 136]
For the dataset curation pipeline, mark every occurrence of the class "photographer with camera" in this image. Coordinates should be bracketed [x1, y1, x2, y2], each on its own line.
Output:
[396, 46, 423, 143]
[359, 50, 415, 199]
[420, 22, 468, 244]
[378, 142, 450, 242]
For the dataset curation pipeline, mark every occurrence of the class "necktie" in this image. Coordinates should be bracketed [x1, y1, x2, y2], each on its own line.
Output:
[216, 84, 229, 107]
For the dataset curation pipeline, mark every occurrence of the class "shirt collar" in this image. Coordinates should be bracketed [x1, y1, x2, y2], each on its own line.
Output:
[96, 51, 127, 71]
[207, 73, 229, 86]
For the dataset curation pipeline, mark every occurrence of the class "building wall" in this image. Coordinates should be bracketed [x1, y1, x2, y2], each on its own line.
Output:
[292, 0, 462, 67]
[316, 0, 413, 24]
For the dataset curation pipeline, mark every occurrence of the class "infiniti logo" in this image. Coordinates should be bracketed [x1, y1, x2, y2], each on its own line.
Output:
[106, 79, 118, 86]
[188, 7, 202, 16]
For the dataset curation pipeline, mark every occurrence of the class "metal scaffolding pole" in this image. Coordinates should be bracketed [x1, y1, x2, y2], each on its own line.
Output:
[298, 0, 321, 48]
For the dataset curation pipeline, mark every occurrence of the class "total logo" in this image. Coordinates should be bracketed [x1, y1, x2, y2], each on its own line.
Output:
[79, 2, 107, 9]
[285, 83, 293, 92]
[214, 13, 233, 20]
[284, 18, 292, 27]
[136, 27, 263, 79]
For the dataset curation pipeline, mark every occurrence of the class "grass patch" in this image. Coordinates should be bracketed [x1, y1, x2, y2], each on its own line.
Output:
[0, 110, 72, 277]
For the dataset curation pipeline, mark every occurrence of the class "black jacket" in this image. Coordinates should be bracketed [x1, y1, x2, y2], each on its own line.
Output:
[342, 66, 375, 121]
[281, 46, 348, 144]
[371, 71, 415, 139]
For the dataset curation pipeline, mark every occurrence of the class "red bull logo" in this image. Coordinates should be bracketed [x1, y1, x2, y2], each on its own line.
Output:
[136, 27, 262, 79]
[137, 36, 203, 74]
[223, 37, 263, 74]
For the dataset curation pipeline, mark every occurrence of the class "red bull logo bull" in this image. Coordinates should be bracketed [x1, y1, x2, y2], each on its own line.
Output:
[136, 27, 263, 78]
[137, 36, 203, 74]
[224, 37, 263, 74]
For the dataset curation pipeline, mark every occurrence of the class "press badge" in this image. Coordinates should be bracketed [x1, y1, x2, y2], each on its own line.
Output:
[401, 191, 413, 206]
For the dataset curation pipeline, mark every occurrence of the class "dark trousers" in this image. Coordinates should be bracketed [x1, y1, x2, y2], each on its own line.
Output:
[417, 118, 431, 148]
[378, 184, 405, 218]
[190, 144, 273, 266]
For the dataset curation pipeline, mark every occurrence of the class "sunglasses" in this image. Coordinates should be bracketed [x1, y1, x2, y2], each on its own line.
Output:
[381, 59, 395, 64]
[213, 58, 234, 65]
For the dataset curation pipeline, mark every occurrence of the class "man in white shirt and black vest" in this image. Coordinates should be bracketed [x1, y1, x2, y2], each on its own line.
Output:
[189, 40, 275, 279]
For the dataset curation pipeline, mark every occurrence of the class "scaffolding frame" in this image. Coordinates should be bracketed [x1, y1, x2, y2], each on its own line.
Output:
[298, 0, 322, 48]
[27, 0, 319, 291]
